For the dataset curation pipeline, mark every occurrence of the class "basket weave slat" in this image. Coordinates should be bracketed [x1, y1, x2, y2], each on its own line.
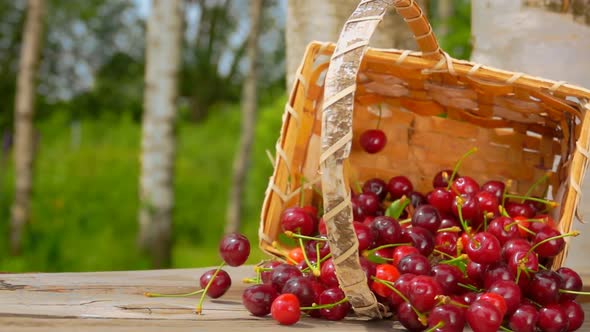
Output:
[259, 0, 590, 319]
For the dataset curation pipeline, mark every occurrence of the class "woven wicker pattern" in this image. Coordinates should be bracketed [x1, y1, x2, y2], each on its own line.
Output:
[260, 0, 590, 319]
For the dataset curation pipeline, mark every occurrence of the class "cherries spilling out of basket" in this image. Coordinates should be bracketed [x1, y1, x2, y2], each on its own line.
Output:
[143, 148, 587, 332]
[245, 147, 588, 331]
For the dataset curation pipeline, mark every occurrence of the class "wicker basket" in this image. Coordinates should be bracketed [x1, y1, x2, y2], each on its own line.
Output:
[259, 0, 590, 319]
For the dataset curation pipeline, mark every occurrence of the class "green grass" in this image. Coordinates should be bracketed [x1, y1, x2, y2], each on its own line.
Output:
[0, 95, 285, 272]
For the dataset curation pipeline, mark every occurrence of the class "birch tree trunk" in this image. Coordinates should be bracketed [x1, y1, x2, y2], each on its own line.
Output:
[138, 0, 183, 268]
[286, 0, 426, 91]
[471, 0, 590, 274]
[436, 0, 453, 37]
[225, 0, 263, 235]
[10, 0, 45, 256]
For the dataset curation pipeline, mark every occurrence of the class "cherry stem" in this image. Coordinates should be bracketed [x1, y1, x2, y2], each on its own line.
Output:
[144, 289, 204, 298]
[439, 254, 468, 265]
[559, 289, 590, 295]
[424, 321, 444, 332]
[242, 277, 259, 284]
[433, 249, 456, 260]
[457, 282, 482, 293]
[399, 218, 412, 225]
[363, 242, 412, 256]
[435, 295, 470, 309]
[446, 147, 478, 190]
[526, 231, 580, 256]
[437, 226, 462, 233]
[300, 296, 349, 310]
[301, 253, 332, 273]
[271, 241, 298, 265]
[195, 262, 225, 315]
[517, 224, 536, 236]
[284, 231, 327, 242]
[522, 173, 550, 203]
[298, 237, 320, 277]
[499, 326, 514, 332]
[455, 196, 469, 233]
[504, 193, 557, 208]
[354, 181, 363, 195]
[498, 204, 511, 218]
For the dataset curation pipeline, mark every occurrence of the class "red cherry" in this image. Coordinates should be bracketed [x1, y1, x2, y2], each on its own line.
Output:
[362, 178, 388, 201]
[360, 129, 387, 154]
[478, 292, 508, 318]
[466, 300, 503, 332]
[270, 293, 300, 325]
[219, 233, 251, 267]
[370, 264, 400, 297]
[318, 287, 351, 321]
[387, 175, 413, 200]
[408, 275, 443, 313]
[280, 207, 315, 236]
[432, 169, 456, 188]
[465, 231, 502, 265]
[451, 176, 480, 195]
[481, 180, 505, 202]
[391, 245, 420, 267]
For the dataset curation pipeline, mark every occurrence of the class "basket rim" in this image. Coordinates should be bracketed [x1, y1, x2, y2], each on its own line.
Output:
[306, 40, 590, 102]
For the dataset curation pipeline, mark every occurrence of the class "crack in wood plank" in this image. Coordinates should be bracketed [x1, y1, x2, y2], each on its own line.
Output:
[0, 280, 27, 290]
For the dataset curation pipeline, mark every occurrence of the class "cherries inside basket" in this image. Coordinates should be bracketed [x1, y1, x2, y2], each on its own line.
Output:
[246, 148, 588, 331]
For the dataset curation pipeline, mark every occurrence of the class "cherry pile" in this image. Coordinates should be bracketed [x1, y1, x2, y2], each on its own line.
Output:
[240, 148, 587, 331]
[143, 148, 587, 331]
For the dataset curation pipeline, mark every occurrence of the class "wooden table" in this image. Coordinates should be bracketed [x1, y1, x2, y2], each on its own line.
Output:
[0, 265, 589, 331]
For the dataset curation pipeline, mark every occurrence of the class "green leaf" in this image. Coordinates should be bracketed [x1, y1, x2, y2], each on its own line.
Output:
[365, 252, 389, 264]
[385, 197, 410, 219]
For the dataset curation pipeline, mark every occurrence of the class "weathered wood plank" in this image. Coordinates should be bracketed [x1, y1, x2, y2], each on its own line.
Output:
[0, 265, 588, 331]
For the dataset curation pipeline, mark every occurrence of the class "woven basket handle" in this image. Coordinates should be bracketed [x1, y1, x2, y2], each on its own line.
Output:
[319, 0, 442, 319]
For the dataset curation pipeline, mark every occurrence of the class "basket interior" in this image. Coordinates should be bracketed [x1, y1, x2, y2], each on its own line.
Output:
[260, 42, 590, 257]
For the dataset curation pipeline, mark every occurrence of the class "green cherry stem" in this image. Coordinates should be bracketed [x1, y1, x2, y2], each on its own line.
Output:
[362, 242, 412, 257]
[522, 173, 550, 203]
[300, 296, 349, 310]
[271, 241, 298, 265]
[526, 231, 580, 256]
[558, 289, 590, 295]
[499, 325, 514, 332]
[433, 249, 456, 260]
[298, 237, 320, 277]
[457, 282, 482, 293]
[144, 289, 204, 298]
[437, 226, 462, 233]
[446, 147, 478, 191]
[439, 254, 468, 266]
[301, 253, 332, 274]
[195, 262, 225, 315]
[284, 231, 327, 242]
[424, 321, 444, 332]
[455, 196, 469, 233]
[504, 193, 558, 208]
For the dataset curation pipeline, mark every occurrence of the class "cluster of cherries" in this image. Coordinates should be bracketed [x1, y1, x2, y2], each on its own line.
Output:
[243, 149, 586, 331]
[145, 149, 587, 332]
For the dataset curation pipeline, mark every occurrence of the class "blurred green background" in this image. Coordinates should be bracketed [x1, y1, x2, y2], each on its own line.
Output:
[0, 0, 471, 272]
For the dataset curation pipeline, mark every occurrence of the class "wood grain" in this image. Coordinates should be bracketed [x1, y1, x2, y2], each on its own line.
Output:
[0, 266, 588, 331]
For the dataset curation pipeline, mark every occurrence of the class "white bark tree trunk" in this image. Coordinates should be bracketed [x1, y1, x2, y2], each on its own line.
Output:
[471, 0, 590, 272]
[10, 0, 45, 256]
[286, 0, 426, 91]
[225, 0, 263, 235]
[138, 0, 183, 268]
